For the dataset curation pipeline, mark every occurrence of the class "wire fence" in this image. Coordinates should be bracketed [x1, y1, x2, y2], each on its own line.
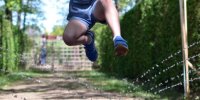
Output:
[22, 38, 93, 71]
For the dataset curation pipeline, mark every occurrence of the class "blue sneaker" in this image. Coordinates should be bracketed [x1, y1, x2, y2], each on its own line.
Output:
[84, 31, 98, 62]
[114, 36, 129, 56]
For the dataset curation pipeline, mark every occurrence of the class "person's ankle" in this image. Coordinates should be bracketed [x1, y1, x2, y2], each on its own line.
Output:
[113, 35, 121, 41]
[85, 31, 95, 45]
[85, 35, 92, 45]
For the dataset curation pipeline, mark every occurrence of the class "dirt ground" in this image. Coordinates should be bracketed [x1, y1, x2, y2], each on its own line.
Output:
[0, 66, 142, 100]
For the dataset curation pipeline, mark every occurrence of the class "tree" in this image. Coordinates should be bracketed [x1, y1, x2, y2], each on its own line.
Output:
[114, 0, 132, 12]
[0, 0, 43, 72]
[1, 0, 43, 31]
[2, 19, 16, 73]
[22, 0, 43, 31]
[25, 25, 42, 36]
[16, 0, 22, 30]
[51, 25, 65, 36]
[114, 0, 119, 10]
[4, 0, 12, 22]
[57, 0, 70, 24]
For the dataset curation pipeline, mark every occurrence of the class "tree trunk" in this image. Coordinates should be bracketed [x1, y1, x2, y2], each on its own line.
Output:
[0, 15, 2, 35]
[135, 0, 140, 3]
[17, 11, 22, 30]
[23, 0, 30, 31]
[0, 15, 2, 71]
[23, 12, 27, 31]
[4, 0, 12, 22]
[17, 0, 22, 30]
[114, 0, 119, 11]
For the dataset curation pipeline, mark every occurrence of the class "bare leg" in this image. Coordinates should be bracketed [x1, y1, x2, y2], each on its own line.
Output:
[63, 19, 90, 46]
[63, 19, 98, 61]
[93, 0, 121, 37]
[93, 0, 128, 56]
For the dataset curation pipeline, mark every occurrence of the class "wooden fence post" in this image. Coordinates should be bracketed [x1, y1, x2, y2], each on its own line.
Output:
[51, 41, 55, 72]
[179, 0, 190, 98]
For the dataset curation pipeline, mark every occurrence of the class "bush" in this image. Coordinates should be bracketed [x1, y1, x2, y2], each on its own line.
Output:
[1, 19, 16, 73]
[97, 0, 200, 86]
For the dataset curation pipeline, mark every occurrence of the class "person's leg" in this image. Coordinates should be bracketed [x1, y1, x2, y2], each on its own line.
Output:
[93, 0, 128, 56]
[63, 19, 90, 46]
[63, 19, 98, 61]
[41, 56, 45, 65]
[93, 0, 120, 37]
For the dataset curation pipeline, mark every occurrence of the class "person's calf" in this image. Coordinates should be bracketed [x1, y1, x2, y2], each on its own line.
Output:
[63, 33, 77, 46]
[63, 32, 91, 46]
[63, 38, 74, 46]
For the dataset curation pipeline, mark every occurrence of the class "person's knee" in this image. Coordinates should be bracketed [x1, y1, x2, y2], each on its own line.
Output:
[63, 37, 74, 46]
[63, 32, 76, 46]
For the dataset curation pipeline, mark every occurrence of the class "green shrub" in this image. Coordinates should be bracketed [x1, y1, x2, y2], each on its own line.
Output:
[97, 0, 200, 87]
[1, 19, 17, 72]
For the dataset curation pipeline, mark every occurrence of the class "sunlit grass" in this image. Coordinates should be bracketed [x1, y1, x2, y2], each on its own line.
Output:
[70, 70, 162, 99]
[0, 69, 183, 99]
[71, 70, 185, 99]
[0, 70, 49, 88]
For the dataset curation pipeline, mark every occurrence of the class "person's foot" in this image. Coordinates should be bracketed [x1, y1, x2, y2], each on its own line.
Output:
[114, 36, 128, 56]
[84, 31, 98, 62]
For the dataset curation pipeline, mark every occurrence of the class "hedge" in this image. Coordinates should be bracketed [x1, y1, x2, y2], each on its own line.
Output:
[96, 0, 200, 86]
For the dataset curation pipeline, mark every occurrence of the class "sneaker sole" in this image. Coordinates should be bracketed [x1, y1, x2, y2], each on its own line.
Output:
[115, 44, 128, 56]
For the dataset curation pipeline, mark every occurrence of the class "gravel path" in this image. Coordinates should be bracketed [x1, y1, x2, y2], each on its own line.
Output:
[0, 71, 142, 100]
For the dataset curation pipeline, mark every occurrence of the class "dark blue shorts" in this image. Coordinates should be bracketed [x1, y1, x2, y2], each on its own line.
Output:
[67, 0, 106, 29]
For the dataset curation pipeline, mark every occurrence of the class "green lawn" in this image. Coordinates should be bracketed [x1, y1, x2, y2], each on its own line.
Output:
[68, 70, 184, 99]
[0, 69, 184, 99]
[0, 70, 50, 88]
[68, 71, 158, 99]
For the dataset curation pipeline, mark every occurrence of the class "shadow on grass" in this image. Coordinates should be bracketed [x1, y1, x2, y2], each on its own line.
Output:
[28, 68, 53, 74]
[0, 71, 128, 100]
[0, 81, 85, 93]
[66, 70, 185, 99]
[0, 69, 192, 99]
[0, 70, 51, 89]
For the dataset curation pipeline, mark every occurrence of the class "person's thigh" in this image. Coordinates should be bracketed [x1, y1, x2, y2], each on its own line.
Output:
[92, 0, 106, 22]
[63, 19, 88, 45]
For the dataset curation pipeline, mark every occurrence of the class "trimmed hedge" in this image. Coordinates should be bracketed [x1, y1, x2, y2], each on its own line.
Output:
[1, 19, 16, 73]
[97, 0, 200, 86]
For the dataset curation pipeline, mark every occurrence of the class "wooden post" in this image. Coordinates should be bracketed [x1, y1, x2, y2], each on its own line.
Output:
[51, 41, 55, 72]
[179, 0, 190, 97]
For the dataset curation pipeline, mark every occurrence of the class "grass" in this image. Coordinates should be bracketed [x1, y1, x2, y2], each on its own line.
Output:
[68, 70, 187, 99]
[0, 69, 184, 99]
[68, 70, 164, 99]
[0, 70, 50, 88]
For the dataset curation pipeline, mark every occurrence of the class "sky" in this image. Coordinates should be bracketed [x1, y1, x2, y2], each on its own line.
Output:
[0, 0, 68, 33]
[40, 0, 135, 33]
[40, 0, 69, 33]
[0, 0, 134, 33]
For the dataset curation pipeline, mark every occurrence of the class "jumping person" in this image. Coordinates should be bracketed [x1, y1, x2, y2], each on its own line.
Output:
[63, 0, 128, 62]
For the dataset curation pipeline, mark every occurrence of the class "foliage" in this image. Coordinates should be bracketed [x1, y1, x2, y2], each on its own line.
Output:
[97, 0, 200, 89]
[0, 0, 43, 74]
[71, 70, 182, 99]
[51, 25, 65, 36]
[70, 70, 159, 99]
[0, 71, 49, 88]
[115, 0, 132, 12]
[1, 19, 16, 73]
